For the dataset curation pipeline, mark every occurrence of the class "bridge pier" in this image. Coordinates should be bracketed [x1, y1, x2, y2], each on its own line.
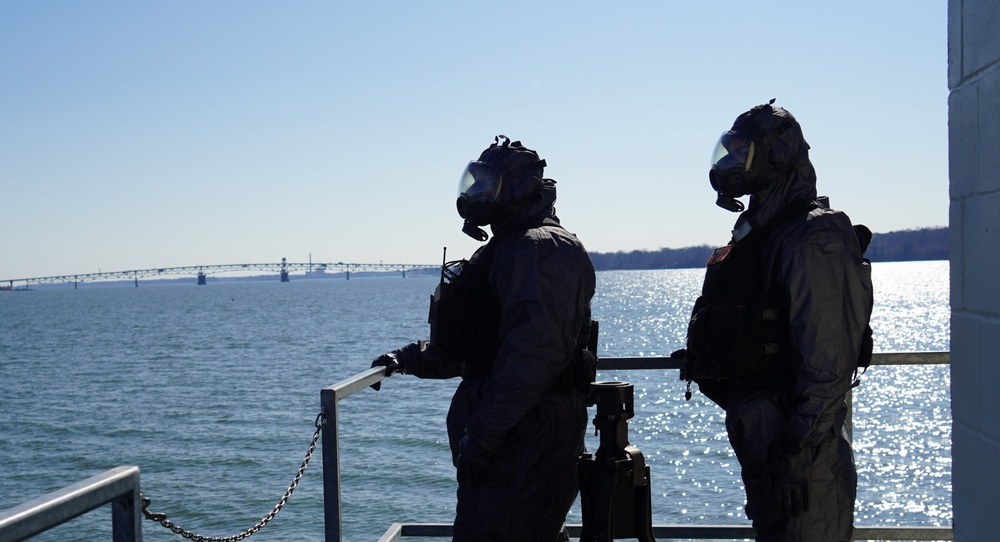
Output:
[280, 257, 290, 282]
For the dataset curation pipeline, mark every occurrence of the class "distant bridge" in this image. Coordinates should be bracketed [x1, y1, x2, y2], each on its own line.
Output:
[1, 258, 439, 289]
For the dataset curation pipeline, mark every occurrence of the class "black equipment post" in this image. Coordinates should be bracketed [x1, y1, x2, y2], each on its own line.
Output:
[578, 381, 655, 541]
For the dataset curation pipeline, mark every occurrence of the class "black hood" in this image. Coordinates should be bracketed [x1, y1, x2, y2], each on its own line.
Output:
[731, 104, 818, 239]
[490, 178, 559, 239]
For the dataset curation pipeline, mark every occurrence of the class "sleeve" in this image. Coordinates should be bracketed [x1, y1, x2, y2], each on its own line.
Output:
[409, 342, 463, 380]
[778, 215, 872, 447]
[464, 228, 594, 445]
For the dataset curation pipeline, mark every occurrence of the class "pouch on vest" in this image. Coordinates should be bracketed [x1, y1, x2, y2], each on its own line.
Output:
[553, 319, 599, 394]
[427, 245, 502, 373]
[684, 292, 788, 381]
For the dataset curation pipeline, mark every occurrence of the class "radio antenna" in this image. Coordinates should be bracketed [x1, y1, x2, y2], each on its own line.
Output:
[440, 247, 447, 283]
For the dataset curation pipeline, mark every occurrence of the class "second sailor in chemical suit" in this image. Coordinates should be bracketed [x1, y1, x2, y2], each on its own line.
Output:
[370, 135, 597, 542]
[678, 101, 874, 542]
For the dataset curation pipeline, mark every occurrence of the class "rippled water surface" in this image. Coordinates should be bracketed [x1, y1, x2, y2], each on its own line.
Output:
[0, 261, 950, 540]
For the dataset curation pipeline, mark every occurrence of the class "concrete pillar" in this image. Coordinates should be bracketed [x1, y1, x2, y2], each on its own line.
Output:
[948, 1, 1000, 540]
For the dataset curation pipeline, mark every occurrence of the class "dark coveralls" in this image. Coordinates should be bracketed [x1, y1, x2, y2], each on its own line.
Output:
[691, 168, 873, 539]
[411, 201, 596, 541]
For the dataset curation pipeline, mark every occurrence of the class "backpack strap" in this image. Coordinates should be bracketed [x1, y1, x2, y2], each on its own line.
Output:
[854, 224, 873, 253]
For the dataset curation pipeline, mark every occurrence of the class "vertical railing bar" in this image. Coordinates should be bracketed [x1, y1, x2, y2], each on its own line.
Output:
[321, 367, 386, 542]
[321, 387, 341, 542]
[110, 487, 142, 542]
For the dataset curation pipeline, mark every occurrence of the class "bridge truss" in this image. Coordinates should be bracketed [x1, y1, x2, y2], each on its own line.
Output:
[1, 260, 439, 289]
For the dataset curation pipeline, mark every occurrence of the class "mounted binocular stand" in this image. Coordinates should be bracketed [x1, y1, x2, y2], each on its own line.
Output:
[578, 381, 656, 542]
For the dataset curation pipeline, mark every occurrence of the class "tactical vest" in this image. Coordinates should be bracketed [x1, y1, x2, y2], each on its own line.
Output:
[684, 233, 787, 382]
[683, 201, 820, 382]
[428, 241, 503, 375]
[427, 225, 598, 390]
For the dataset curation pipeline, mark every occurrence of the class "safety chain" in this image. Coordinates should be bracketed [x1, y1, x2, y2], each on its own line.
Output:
[139, 410, 327, 541]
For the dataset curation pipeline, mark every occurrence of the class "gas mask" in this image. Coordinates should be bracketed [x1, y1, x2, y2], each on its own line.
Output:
[708, 100, 800, 213]
[457, 160, 504, 228]
[709, 131, 762, 212]
[456, 136, 546, 241]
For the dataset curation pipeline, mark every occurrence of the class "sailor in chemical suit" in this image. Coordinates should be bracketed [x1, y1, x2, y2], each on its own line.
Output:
[370, 135, 597, 542]
[678, 101, 874, 542]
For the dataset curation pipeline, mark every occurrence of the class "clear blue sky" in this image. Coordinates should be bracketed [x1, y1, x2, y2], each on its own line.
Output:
[1, 1, 948, 280]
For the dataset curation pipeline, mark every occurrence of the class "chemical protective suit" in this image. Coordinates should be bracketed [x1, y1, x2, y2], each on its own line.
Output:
[682, 102, 874, 542]
[372, 136, 596, 542]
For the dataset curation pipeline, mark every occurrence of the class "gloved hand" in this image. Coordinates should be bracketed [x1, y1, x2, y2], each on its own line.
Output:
[766, 437, 814, 518]
[672, 348, 689, 382]
[369, 342, 422, 391]
[456, 430, 496, 486]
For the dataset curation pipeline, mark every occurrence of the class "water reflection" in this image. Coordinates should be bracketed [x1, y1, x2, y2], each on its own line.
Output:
[589, 261, 951, 528]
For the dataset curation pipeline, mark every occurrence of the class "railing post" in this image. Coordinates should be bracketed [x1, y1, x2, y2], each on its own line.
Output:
[111, 487, 142, 542]
[320, 367, 386, 542]
[321, 387, 342, 542]
[0, 466, 142, 542]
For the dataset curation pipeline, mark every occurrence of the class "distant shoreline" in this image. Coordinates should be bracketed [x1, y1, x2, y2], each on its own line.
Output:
[588, 227, 947, 271]
[4, 227, 947, 289]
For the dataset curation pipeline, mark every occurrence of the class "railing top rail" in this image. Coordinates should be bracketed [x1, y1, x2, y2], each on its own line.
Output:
[322, 367, 384, 401]
[0, 466, 140, 542]
[594, 351, 950, 370]
[385, 522, 953, 540]
[328, 351, 950, 397]
[322, 350, 950, 541]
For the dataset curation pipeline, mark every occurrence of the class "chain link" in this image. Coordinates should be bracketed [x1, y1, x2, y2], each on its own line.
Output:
[140, 410, 327, 542]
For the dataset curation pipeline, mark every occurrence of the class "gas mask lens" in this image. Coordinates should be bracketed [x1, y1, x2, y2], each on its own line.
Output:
[709, 131, 756, 194]
[710, 132, 755, 173]
[457, 161, 503, 221]
[458, 162, 502, 204]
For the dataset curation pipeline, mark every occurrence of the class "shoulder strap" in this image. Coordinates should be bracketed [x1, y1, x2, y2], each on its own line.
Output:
[854, 224, 873, 253]
[766, 199, 820, 231]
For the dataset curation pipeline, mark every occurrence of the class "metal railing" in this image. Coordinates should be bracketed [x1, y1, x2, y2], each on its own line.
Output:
[374, 523, 952, 541]
[322, 352, 953, 541]
[0, 353, 951, 541]
[0, 465, 142, 542]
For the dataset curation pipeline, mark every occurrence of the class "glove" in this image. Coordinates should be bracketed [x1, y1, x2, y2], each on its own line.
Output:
[671, 348, 688, 381]
[456, 430, 496, 486]
[369, 342, 422, 391]
[766, 437, 814, 518]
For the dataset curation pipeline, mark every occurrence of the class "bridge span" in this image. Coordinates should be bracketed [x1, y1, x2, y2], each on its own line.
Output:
[1, 258, 439, 289]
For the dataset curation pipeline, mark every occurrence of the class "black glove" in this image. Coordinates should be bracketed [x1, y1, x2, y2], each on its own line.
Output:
[369, 342, 422, 391]
[672, 348, 689, 382]
[456, 430, 496, 486]
[766, 437, 814, 518]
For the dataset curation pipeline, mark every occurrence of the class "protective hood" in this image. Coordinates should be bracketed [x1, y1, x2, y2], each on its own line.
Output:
[490, 178, 559, 239]
[740, 152, 817, 233]
[719, 102, 817, 240]
[711, 101, 814, 215]
[458, 135, 548, 241]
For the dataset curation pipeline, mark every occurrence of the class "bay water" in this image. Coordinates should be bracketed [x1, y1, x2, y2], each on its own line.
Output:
[0, 261, 950, 541]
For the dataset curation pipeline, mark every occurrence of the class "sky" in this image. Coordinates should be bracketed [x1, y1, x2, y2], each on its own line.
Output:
[1, 1, 949, 280]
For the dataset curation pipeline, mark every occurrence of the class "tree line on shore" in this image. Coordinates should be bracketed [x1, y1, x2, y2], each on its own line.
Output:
[588, 227, 948, 271]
